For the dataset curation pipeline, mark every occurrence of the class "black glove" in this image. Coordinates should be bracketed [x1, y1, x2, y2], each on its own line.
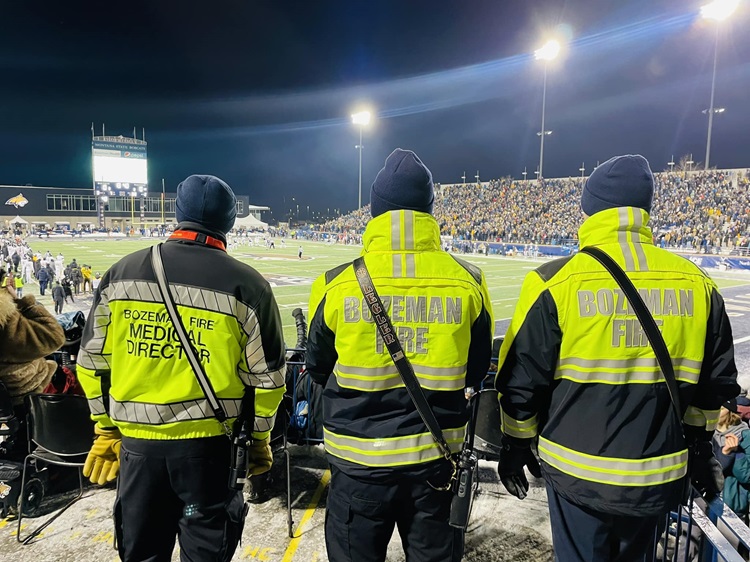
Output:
[497, 438, 542, 500]
[689, 440, 724, 500]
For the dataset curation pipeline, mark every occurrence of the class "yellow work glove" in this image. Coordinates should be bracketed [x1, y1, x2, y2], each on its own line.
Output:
[247, 437, 273, 476]
[83, 426, 122, 485]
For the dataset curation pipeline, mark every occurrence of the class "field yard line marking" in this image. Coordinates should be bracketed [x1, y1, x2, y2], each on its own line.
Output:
[281, 469, 331, 562]
[734, 336, 750, 345]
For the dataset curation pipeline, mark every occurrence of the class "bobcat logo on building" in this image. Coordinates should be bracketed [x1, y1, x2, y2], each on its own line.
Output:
[5, 193, 29, 209]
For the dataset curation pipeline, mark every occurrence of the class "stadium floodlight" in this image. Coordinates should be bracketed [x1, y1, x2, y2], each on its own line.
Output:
[351, 110, 373, 209]
[534, 40, 561, 61]
[351, 111, 371, 126]
[701, 0, 739, 21]
[534, 39, 562, 180]
[702, 1, 738, 169]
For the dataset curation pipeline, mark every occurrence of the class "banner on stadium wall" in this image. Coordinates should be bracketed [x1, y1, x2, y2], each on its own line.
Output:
[92, 140, 147, 159]
[675, 254, 750, 271]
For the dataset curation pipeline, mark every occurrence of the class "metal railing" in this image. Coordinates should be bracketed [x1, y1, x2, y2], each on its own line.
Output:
[655, 490, 750, 561]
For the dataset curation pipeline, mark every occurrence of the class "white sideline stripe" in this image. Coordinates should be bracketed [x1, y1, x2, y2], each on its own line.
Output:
[734, 336, 750, 345]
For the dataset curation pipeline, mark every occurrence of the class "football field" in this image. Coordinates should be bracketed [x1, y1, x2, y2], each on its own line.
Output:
[25, 236, 750, 347]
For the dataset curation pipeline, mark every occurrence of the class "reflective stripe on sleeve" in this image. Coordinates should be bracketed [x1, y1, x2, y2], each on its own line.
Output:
[556, 357, 702, 385]
[323, 426, 465, 467]
[683, 406, 721, 432]
[538, 437, 688, 487]
[500, 408, 538, 439]
[110, 397, 242, 425]
[254, 413, 275, 434]
[333, 362, 466, 392]
[87, 396, 106, 416]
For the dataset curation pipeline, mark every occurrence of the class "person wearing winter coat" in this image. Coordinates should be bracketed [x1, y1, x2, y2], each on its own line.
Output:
[70, 266, 82, 295]
[51, 281, 65, 315]
[36, 266, 50, 296]
[1, 269, 15, 298]
[61, 277, 74, 303]
[0, 289, 65, 405]
[714, 400, 750, 522]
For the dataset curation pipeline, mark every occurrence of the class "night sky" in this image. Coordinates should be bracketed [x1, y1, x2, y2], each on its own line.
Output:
[2, 0, 749, 221]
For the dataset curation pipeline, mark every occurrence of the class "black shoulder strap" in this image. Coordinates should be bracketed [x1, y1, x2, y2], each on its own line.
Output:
[151, 244, 234, 438]
[352, 257, 454, 461]
[580, 246, 683, 423]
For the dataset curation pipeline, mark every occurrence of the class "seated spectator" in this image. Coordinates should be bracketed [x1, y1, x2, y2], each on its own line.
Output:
[736, 391, 750, 422]
[0, 289, 65, 405]
[714, 399, 750, 522]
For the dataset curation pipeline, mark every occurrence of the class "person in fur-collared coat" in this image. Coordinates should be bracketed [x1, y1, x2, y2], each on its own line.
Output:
[0, 289, 65, 404]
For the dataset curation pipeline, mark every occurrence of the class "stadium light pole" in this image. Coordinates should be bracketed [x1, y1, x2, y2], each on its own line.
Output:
[461, 172, 466, 185]
[579, 163, 586, 183]
[161, 178, 166, 225]
[701, 0, 739, 170]
[668, 156, 676, 173]
[352, 110, 372, 209]
[522, 167, 528, 181]
[534, 39, 561, 180]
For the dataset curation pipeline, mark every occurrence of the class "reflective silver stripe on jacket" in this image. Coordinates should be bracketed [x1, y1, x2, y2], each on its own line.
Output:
[324, 426, 465, 467]
[501, 409, 538, 439]
[110, 398, 242, 425]
[77, 287, 112, 371]
[683, 406, 721, 431]
[87, 396, 106, 416]
[334, 362, 466, 392]
[538, 437, 688, 487]
[101, 280, 285, 390]
[254, 414, 275, 434]
[617, 207, 649, 272]
[556, 357, 702, 385]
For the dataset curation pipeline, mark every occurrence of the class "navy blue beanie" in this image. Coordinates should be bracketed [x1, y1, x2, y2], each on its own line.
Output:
[371, 149, 434, 218]
[175, 174, 237, 235]
[581, 155, 654, 216]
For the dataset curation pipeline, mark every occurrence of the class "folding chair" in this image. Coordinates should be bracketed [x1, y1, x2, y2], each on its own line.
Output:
[17, 393, 94, 544]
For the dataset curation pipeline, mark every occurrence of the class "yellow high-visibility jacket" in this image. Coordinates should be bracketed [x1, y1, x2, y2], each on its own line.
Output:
[306, 210, 494, 479]
[496, 207, 739, 516]
[78, 224, 286, 441]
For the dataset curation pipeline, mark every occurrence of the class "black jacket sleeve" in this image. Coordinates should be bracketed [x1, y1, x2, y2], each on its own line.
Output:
[466, 304, 493, 389]
[687, 288, 740, 441]
[305, 295, 337, 385]
[495, 289, 562, 443]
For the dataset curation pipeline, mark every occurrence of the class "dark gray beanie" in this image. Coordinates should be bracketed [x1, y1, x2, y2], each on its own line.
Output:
[175, 174, 237, 235]
[370, 149, 434, 218]
[581, 155, 654, 216]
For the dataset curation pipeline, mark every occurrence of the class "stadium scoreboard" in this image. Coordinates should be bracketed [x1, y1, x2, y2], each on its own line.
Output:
[92, 136, 148, 196]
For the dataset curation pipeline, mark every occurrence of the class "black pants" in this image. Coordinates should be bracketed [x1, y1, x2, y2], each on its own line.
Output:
[546, 484, 661, 562]
[54, 299, 63, 314]
[115, 436, 247, 562]
[325, 465, 463, 562]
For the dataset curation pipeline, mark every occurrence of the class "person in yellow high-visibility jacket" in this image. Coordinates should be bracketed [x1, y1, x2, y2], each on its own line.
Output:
[78, 175, 286, 562]
[307, 149, 493, 562]
[495, 155, 739, 560]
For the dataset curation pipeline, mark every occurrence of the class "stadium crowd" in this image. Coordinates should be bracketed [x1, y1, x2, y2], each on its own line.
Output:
[317, 169, 750, 253]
